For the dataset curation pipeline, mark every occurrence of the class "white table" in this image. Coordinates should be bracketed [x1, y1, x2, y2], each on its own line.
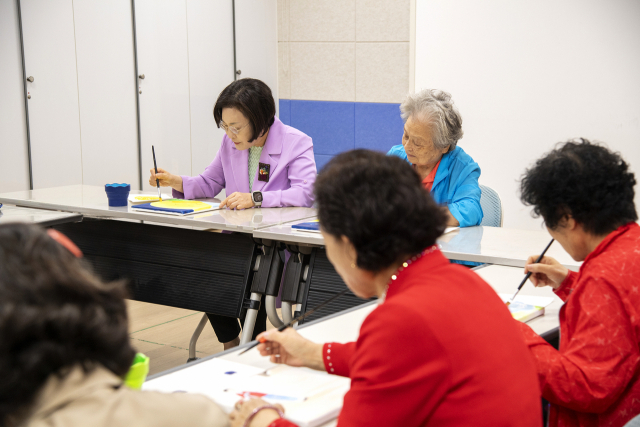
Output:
[255, 217, 581, 271]
[0, 204, 82, 227]
[439, 226, 580, 271]
[0, 185, 317, 232]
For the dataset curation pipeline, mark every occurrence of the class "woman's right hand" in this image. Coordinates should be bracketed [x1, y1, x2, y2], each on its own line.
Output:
[257, 328, 325, 371]
[524, 256, 569, 290]
[149, 168, 183, 193]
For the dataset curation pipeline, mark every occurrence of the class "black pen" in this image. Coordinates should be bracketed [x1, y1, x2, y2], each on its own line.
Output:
[239, 289, 349, 355]
[152, 146, 162, 201]
[506, 238, 555, 306]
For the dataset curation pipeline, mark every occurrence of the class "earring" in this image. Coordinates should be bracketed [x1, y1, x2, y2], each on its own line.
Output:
[351, 263, 356, 269]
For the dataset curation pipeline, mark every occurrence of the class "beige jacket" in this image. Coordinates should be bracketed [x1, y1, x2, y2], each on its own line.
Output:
[22, 365, 229, 427]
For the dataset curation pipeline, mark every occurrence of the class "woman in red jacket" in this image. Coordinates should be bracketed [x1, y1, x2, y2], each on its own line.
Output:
[230, 150, 541, 427]
[519, 139, 640, 426]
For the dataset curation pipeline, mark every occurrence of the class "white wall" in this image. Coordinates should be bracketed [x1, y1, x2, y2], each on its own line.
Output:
[186, 0, 234, 181]
[236, 0, 278, 112]
[73, 0, 140, 188]
[0, 0, 30, 193]
[277, 0, 411, 103]
[415, 0, 640, 230]
[135, 0, 193, 191]
[21, 0, 84, 189]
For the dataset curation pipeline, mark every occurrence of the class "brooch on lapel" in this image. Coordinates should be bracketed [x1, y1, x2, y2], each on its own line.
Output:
[258, 162, 270, 182]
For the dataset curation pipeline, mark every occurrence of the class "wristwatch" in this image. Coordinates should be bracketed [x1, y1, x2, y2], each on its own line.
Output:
[251, 191, 263, 207]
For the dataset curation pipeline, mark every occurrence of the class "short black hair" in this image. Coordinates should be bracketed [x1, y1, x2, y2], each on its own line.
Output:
[213, 78, 276, 142]
[0, 224, 135, 425]
[315, 149, 448, 272]
[520, 138, 637, 235]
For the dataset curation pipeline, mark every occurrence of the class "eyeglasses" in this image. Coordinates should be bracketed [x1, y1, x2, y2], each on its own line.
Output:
[219, 120, 249, 136]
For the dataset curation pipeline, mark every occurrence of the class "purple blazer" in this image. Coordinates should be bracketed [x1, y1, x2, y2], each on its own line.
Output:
[173, 117, 317, 208]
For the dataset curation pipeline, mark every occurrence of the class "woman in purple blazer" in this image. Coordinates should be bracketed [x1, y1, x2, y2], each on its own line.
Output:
[149, 78, 317, 349]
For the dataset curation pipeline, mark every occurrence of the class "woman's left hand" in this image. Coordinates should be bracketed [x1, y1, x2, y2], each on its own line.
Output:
[229, 398, 283, 427]
[221, 192, 255, 210]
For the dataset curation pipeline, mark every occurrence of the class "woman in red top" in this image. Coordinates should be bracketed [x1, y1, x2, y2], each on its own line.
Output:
[519, 139, 640, 426]
[230, 150, 541, 427]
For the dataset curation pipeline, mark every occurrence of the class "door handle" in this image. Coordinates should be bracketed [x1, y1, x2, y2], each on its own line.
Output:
[26, 76, 34, 82]
[138, 74, 145, 79]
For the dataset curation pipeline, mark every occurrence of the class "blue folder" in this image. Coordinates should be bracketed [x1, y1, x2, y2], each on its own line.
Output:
[131, 202, 219, 215]
[291, 221, 320, 231]
[132, 202, 195, 214]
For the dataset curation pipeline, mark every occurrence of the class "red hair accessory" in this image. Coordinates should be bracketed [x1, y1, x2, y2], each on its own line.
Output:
[47, 229, 83, 258]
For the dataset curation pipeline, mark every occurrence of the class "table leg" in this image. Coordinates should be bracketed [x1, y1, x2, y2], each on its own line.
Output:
[240, 292, 262, 344]
[266, 295, 284, 328]
[281, 301, 294, 324]
[187, 313, 209, 362]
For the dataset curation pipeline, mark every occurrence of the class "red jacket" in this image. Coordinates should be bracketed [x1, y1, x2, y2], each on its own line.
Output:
[274, 249, 541, 427]
[518, 222, 640, 426]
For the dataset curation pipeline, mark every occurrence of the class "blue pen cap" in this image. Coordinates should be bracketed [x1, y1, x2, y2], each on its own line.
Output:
[105, 183, 130, 207]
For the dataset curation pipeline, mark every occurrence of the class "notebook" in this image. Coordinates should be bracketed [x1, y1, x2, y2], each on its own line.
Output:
[506, 302, 545, 323]
[131, 199, 220, 216]
[291, 220, 320, 233]
[498, 294, 553, 323]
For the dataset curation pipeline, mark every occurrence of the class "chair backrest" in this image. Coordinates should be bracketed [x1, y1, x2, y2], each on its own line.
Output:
[624, 414, 640, 427]
[479, 184, 503, 227]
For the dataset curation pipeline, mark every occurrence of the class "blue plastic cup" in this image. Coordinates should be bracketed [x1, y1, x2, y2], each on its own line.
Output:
[105, 183, 130, 207]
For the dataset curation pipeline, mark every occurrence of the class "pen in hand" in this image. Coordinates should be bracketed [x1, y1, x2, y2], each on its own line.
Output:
[152, 145, 162, 201]
[506, 238, 554, 306]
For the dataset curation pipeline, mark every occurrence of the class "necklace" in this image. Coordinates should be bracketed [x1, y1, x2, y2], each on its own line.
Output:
[379, 244, 439, 303]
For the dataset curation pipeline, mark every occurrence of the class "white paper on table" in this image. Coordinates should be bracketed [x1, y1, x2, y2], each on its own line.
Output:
[212, 366, 350, 427]
[143, 360, 350, 427]
[498, 294, 555, 308]
[143, 359, 265, 396]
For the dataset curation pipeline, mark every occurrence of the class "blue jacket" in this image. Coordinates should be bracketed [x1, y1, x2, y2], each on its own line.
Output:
[388, 145, 483, 227]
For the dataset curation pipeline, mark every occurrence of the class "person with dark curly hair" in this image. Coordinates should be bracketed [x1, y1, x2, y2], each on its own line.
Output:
[0, 223, 229, 427]
[229, 150, 541, 427]
[518, 139, 640, 427]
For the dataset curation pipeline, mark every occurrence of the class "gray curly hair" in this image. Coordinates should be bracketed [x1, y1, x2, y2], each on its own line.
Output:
[400, 89, 464, 150]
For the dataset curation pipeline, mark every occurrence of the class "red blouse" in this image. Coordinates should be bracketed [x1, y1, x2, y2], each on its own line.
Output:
[421, 159, 441, 192]
[518, 222, 640, 427]
[274, 249, 541, 427]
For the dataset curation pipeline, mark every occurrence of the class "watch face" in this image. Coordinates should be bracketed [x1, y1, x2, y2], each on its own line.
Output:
[254, 192, 263, 203]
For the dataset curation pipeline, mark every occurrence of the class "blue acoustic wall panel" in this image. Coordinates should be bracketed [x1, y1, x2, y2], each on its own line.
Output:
[289, 100, 354, 155]
[278, 99, 291, 126]
[280, 99, 403, 173]
[354, 102, 404, 153]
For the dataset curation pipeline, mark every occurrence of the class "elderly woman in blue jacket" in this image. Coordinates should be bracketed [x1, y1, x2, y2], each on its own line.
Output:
[388, 89, 482, 227]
